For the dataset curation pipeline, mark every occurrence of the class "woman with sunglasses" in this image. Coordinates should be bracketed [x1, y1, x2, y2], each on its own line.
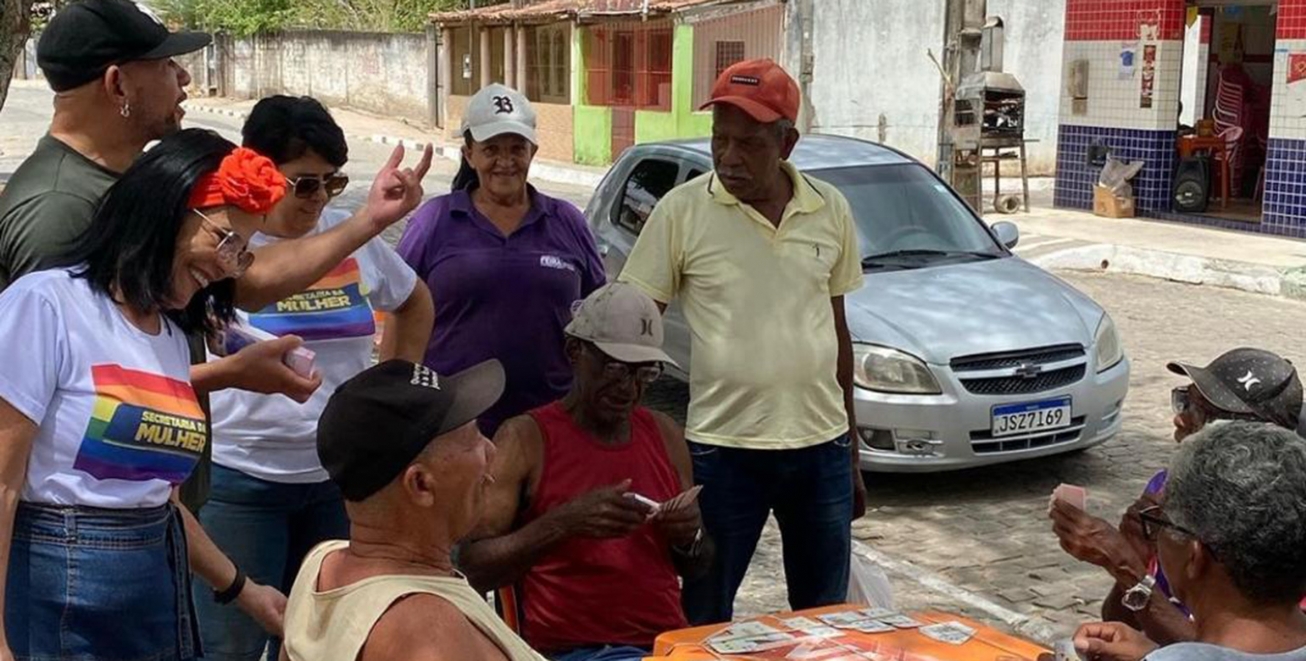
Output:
[194, 96, 434, 661]
[1073, 421, 1306, 661]
[0, 129, 289, 661]
[397, 83, 606, 439]
[1051, 348, 1304, 647]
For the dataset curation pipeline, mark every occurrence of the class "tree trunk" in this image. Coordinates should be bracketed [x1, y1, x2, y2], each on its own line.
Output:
[0, 0, 36, 113]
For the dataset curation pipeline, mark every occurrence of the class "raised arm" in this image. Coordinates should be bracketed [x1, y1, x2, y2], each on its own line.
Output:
[235, 144, 433, 311]
[378, 280, 433, 363]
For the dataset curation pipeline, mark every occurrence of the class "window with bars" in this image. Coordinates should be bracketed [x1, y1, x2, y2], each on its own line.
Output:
[525, 24, 572, 104]
[584, 20, 674, 110]
[714, 41, 745, 78]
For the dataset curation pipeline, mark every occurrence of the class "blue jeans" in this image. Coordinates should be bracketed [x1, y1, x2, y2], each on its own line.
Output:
[194, 465, 349, 661]
[552, 646, 651, 661]
[5, 502, 199, 661]
[681, 437, 853, 626]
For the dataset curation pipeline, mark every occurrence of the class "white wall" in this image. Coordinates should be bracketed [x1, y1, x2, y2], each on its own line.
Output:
[806, 0, 1066, 174]
[808, 0, 947, 166]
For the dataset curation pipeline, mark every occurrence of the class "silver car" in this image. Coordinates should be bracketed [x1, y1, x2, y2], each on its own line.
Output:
[586, 135, 1130, 472]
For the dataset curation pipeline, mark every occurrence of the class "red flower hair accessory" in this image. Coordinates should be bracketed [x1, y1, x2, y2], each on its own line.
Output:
[187, 147, 287, 215]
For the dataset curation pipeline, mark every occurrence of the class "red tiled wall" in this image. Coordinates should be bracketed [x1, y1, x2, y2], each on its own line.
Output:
[1065, 0, 1185, 42]
[1280, 0, 1306, 39]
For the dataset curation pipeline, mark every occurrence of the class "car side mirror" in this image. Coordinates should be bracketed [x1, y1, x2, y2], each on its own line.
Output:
[992, 221, 1019, 249]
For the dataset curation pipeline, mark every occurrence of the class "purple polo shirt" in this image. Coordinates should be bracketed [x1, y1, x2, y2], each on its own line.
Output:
[396, 187, 606, 437]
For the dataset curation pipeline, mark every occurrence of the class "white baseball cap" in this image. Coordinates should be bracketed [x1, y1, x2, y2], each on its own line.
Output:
[565, 283, 677, 367]
[461, 83, 537, 145]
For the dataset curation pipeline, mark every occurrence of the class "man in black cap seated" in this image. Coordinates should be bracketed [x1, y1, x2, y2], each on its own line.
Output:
[280, 359, 545, 661]
[1050, 347, 1305, 647]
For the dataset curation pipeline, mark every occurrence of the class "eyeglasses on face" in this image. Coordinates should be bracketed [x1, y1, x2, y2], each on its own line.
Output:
[1138, 505, 1198, 542]
[286, 174, 349, 199]
[192, 209, 254, 279]
[585, 344, 664, 385]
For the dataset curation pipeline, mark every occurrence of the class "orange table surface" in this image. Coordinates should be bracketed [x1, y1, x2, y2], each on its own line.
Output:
[647, 605, 1050, 661]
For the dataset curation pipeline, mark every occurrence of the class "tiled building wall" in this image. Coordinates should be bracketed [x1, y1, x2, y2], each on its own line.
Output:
[1054, 0, 1186, 213]
[1056, 0, 1306, 236]
[1264, 0, 1306, 231]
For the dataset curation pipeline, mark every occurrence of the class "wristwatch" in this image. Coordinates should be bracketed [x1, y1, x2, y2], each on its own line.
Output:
[1121, 574, 1156, 612]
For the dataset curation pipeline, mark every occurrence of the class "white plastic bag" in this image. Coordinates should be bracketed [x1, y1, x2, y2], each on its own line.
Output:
[847, 551, 895, 610]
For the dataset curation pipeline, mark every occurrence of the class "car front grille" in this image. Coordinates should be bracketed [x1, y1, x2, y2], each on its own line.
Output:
[951, 344, 1086, 371]
[951, 344, 1088, 396]
[959, 364, 1086, 395]
[970, 415, 1086, 454]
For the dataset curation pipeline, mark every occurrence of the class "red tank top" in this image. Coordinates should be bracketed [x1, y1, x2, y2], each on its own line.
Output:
[518, 402, 689, 652]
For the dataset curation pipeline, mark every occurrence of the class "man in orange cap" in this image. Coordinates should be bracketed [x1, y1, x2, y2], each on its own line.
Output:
[619, 59, 866, 624]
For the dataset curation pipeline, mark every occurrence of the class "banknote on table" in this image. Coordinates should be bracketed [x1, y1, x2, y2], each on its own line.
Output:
[878, 614, 924, 629]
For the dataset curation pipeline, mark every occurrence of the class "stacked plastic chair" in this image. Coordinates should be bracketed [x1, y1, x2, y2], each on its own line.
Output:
[1212, 66, 1249, 193]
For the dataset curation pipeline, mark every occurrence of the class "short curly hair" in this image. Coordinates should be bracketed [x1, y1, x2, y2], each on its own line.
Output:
[242, 95, 348, 167]
[1165, 420, 1306, 605]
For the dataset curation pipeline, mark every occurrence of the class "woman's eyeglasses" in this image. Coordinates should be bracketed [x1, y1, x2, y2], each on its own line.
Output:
[286, 174, 349, 199]
[193, 209, 254, 279]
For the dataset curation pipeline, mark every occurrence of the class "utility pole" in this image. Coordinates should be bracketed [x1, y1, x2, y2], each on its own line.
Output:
[796, 0, 815, 133]
[936, 0, 963, 179]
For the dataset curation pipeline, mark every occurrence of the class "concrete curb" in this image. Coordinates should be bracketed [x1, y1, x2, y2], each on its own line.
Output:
[182, 103, 604, 189]
[1028, 244, 1293, 300]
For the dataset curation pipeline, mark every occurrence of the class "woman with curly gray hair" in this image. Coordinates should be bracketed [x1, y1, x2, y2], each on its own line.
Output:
[1073, 421, 1306, 661]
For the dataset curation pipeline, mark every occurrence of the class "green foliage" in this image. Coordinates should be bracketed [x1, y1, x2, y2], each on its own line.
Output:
[155, 0, 474, 35]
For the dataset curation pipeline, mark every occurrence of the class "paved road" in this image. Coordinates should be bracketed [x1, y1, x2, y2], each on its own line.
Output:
[9, 83, 1306, 643]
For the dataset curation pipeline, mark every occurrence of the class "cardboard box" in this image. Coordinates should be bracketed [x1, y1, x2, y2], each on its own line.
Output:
[1093, 185, 1135, 218]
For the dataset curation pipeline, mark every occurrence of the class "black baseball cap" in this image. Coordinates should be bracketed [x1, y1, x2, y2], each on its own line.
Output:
[37, 0, 212, 92]
[1168, 348, 1304, 430]
[317, 359, 505, 502]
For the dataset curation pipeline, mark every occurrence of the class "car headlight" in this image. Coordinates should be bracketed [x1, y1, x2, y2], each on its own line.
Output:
[853, 344, 942, 394]
[1094, 313, 1124, 373]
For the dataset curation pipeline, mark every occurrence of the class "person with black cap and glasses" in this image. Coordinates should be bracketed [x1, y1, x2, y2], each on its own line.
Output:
[1050, 348, 1305, 647]
[0, 0, 433, 511]
[280, 359, 544, 661]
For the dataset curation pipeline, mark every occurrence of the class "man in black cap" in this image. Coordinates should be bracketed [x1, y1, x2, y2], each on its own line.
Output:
[280, 359, 545, 661]
[1050, 347, 1305, 648]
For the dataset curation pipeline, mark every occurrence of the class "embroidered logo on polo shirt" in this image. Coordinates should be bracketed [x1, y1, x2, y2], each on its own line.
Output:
[539, 255, 577, 272]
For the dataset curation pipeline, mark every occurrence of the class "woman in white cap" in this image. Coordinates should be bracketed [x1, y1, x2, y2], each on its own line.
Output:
[394, 84, 606, 439]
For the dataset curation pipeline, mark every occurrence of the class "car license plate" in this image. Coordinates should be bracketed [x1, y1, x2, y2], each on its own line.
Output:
[991, 397, 1072, 437]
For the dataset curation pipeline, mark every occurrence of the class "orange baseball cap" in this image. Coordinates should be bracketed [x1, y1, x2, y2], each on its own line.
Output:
[700, 58, 800, 124]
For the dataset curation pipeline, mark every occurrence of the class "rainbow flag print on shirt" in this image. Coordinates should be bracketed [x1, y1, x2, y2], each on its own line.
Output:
[249, 257, 375, 341]
[74, 364, 207, 484]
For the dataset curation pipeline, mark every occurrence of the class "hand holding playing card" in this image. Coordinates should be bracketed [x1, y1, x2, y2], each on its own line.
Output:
[653, 485, 703, 548]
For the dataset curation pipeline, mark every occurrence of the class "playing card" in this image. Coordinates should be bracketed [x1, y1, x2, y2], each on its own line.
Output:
[1052, 483, 1087, 511]
[819, 612, 869, 627]
[710, 638, 759, 654]
[798, 626, 843, 639]
[919, 622, 977, 645]
[856, 607, 897, 620]
[723, 621, 781, 638]
[781, 617, 823, 630]
[878, 614, 924, 629]
[661, 485, 704, 513]
[850, 619, 896, 634]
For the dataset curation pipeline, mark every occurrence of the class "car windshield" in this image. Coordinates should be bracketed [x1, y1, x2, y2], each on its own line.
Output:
[808, 164, 1003, 263]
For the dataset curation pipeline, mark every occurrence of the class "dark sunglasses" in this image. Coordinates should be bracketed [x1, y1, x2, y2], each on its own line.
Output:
[286, 174, 349, 199]
[1171, 386, 1195, 415]
[585, 344, 664, 385]
[1139, 505, 1198, 541]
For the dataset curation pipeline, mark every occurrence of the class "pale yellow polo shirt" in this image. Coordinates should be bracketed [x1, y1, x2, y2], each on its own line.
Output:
[619, 162, 864, 450]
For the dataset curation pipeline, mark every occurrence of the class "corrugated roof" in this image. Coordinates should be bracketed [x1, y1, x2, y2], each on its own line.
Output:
[431, 0, 727, 24]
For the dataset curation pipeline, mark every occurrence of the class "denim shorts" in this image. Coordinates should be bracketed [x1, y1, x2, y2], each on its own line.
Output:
[4, 502, 200, 661]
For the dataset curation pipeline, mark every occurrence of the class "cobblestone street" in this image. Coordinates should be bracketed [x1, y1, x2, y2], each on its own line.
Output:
[644, 270, 1306, 642]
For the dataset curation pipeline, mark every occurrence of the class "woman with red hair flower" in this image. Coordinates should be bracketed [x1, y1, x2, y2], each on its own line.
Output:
[0, 129, 292, 661]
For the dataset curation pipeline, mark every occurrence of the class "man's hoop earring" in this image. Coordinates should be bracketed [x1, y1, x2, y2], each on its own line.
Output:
[120, 102, 131, 118]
